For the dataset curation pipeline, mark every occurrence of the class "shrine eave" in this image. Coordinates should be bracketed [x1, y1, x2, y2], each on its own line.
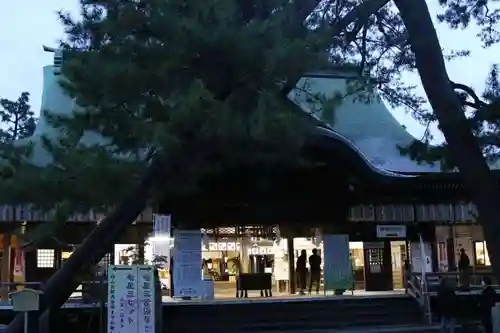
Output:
[308, 125, 500, 192]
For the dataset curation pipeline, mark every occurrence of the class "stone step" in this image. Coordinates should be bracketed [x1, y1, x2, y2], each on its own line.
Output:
[254, 324, 441, 333]
[163, 296, 425, 332]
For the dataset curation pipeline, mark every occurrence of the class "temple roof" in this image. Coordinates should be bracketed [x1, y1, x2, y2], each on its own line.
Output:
[288, 71, 441, 174]
[19, 63, 487, 184]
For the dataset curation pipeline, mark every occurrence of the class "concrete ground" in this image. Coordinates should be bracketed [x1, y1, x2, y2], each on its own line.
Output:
[0, 289, 409, 309]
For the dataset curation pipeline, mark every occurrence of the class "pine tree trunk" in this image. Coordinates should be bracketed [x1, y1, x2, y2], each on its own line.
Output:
[4, 158, 164, 333]
[138, 243, 145, 264]
[394, 0, 500, 280]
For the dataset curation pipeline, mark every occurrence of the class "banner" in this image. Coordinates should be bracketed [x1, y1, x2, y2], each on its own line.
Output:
[13, 248, 25, 291]
[152, 214, 171, 236]
[152, 214, 171, 268]
[323, 234, 353, 292]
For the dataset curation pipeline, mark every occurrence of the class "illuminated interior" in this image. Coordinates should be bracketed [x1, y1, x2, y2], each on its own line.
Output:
[474, 241, 491, 266]
[349, 242, 365, 290]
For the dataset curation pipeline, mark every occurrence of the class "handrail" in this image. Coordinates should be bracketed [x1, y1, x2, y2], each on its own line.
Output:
[407, 273, 432, 324]
[410, 270, 500, 326]
[422, 275, 432, 324]
[407, 275, 422, 302]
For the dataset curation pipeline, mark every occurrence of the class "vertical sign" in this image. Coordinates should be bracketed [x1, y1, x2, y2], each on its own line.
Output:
[123, 268, 139, 333]
[108, 267, 118, 333]
[108, 265, 156, 333]
[313, 228, 322, 247]
[323, 234, 353, 293]
[272, 239, 289, 281]
[152, 214, 171, 268]
[13, 248, 25, 291]
[173, 229, 202, 297]
[137, 266, 156, 333]
[153, 214, 171, 236]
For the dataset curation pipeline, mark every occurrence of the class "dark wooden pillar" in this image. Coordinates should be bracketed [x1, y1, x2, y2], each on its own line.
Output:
[446, 225, 457, 271]
[137, 243, 145, 264]
[429, 226, 439, 273]
[287, 236, 295, 295]
[281, 223, 297, 295]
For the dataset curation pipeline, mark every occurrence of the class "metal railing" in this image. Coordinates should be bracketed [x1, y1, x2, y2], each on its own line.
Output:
[407, 273, 432, 324]
[409, 271, 500, 327]
[0, 282, 42, 291]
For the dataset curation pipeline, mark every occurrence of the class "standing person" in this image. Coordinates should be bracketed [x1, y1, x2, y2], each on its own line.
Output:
[169, 254, 174, 296]
[458, 248, 470, 287]
[458, 248, 470, 271]
[296, 250, 307, 295]
[480, 276, 498, 333]
[436, 277, 456, 333]
[403, 259, 410, 294]
[308, 248, 322, 295]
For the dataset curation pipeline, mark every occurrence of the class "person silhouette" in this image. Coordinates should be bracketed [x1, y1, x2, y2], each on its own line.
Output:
[308, 248, 321, 295]
[296, 250, 307, 295]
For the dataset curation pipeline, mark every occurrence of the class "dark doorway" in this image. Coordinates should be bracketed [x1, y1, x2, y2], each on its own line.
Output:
[249, 255, 274, 273]
[363, 241, 393, 291]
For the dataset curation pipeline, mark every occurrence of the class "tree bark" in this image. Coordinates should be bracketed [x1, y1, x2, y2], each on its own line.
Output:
[394, 0, 500, 280]
[5, 158, 164, 333]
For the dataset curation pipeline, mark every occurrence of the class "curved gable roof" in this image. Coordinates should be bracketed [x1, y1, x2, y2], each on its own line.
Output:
[24, 64, 438, 178]
[288, 72, 441, 174]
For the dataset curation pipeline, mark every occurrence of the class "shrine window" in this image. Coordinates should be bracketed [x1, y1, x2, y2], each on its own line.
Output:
[36, 249, 55, 268]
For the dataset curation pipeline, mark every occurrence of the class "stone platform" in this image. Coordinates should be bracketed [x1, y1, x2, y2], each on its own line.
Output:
[0, 291, 430, 333]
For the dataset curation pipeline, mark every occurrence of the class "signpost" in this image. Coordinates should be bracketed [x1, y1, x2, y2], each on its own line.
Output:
[9, 289, 43, 333]
[107, 265, 156, 333]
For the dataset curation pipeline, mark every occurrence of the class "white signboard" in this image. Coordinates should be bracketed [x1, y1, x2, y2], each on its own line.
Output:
[273, 259, 289, 280]
[173, 229, 202, 297]
[108, 265, 156, 333]
[152, 214, 171, 268]
[137, 266, 156, 333]
[153, 214, 171, 236]
[376, 225, 407, 238]
[410, 242, 433, 273]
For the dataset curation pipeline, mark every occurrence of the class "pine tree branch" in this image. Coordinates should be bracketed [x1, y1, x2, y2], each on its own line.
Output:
[450, 81, 488, 109]
[283, 0, 391, 94]
[296, 0, 322, 22]
[332, 0, 391, 44]
[478, 134, 500, 147]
